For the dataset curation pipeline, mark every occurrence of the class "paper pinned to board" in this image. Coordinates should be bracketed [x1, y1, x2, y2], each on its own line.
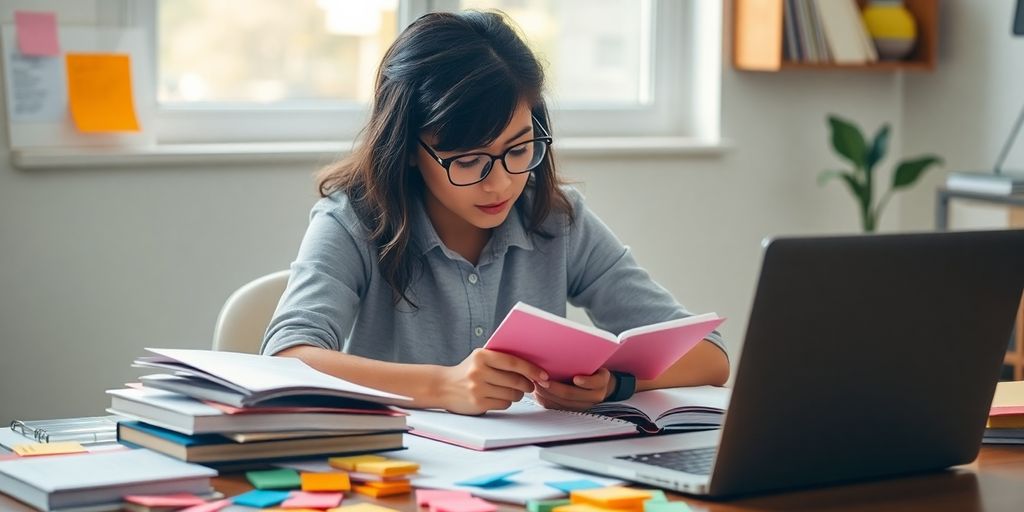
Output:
[65, 53, 140, 132]
[14, 11, 60, 56]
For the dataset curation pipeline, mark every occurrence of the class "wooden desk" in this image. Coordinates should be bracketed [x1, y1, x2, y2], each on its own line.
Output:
[2, 446, 1024, 512]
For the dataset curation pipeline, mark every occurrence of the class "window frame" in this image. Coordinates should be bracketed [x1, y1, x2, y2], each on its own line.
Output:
[138, 0, 713, 145]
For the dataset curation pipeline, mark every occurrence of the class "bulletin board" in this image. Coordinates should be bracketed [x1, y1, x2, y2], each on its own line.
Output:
[1, 25, 154, 149]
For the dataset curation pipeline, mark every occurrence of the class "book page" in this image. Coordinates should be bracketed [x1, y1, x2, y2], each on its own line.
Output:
[606, 315, 724, 380]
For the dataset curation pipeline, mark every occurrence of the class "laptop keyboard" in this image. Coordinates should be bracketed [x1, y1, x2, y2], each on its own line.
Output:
[615, 446, 717, 475]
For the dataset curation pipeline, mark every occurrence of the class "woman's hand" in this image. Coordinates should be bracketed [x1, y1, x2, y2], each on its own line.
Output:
[436, 348, 550, 415]
[533, 368, 615, 412]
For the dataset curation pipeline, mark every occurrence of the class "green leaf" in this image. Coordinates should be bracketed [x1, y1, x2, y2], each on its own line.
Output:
[839, 173, 867, 204]
[817, 170, 849, 187]
[892, 155, 943, 189]
[828, 115, 868, 169]
[866, 124, 890, 172]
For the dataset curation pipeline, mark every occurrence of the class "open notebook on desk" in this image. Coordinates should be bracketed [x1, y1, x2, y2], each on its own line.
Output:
[405, 386, 729, 450]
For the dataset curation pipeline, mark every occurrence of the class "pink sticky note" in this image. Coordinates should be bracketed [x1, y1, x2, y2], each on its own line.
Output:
[429, 498, 498, 512]
[180, 499, 233, 512]
[417, 489, 474, 507]
[14, 11, 60, 56]
[123, 494, 207, 507]
[280, 491, 343, 509]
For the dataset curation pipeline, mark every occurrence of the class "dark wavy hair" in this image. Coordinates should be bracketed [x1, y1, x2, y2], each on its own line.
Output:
[317, 10, 573, 307]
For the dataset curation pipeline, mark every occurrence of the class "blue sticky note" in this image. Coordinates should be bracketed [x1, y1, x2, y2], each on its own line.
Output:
[544, 479, 605, 492]
[456, 469, 522, 488]
[232, 489, 290, 508]
[645, 502, 692, 512]
[643, 489, 668, 503]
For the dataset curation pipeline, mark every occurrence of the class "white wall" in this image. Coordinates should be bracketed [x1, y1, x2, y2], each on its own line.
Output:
[0, 1, 915, 422]
[900, 0, 1024, 229]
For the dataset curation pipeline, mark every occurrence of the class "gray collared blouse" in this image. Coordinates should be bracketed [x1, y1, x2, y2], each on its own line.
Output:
[261, 187, 726, 366]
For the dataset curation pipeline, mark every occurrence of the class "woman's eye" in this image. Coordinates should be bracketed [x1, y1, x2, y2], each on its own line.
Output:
[508, 146, 528, 156]
[454, 156, 483, 168]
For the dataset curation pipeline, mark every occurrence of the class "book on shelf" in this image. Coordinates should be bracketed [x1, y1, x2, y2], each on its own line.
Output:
[484, 302, 723, 382]
[405, 386, 729, 451]
[946, 171, 1024, 195]
[0, 449, 216, 512]
[117, 421, 405, 464]
[106, 387, 407, 436]
[132, 348, 412, 407]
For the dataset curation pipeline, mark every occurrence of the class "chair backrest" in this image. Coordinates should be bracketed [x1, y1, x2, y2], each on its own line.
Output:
[212, 270, 290, 354]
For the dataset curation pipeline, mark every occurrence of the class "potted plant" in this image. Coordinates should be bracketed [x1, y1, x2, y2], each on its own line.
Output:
[819, 115, 943, 232]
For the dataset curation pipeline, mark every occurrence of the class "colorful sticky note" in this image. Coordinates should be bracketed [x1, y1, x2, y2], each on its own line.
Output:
[553, 505, 619, 512]
[570, 486, 653, 508]
[640, 490, 667, 503]
[354, 482, 413, 498]
[247, 468, 301, 489]
[417, 489, 474, 507]
[643, 503, 691, 512]
[281, 491, 343, 509]
[123, 493, 207, 507]
[349, 470, 406, 482]
[65, 53, 140, 132]
[329, 504, 401, 512]
[429, 497, 498, 512]
[14, 11, 60, 56]
[180, 499, 233, 512]
[355, 459, 420, 476]
[455, 469, 521, 488]
[301, 471, 351, 491]
[545, 480, 605, 492]
[365, 479, 412, 490]
[232, 489, 290, 508]
[12, 441, 86, 457]
[328, 454, 388, 471]
[527, 499, 572, 512]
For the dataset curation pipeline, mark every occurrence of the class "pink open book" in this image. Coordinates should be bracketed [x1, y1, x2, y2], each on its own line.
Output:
[484, 302, 725, 382]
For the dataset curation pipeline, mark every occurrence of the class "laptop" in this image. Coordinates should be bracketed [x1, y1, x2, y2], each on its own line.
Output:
[540, 229, 1024, 497]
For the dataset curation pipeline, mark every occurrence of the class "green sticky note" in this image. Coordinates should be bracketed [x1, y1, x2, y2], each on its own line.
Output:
[245, 468, 301, 490]
[645, 502, 691, 512]
[642, 490, 668, 503]
[527, 498, 571, 512]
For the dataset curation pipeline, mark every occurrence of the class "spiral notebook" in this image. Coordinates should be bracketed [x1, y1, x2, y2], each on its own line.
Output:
[404, 396, 639, 450]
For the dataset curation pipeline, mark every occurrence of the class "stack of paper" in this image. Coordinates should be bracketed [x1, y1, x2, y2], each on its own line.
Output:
[0, 449, 215, 511]
[984, 380, 1024, 444]
[108, 349, 412, 466]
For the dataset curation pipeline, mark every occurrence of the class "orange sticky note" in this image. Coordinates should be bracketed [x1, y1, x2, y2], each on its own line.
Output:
[301, 471, 351, 491]
[328, 504, 400, 512]
[65, 53, 140, 132]
[12, 441, 86, 457]
[15, 11, 60, 56]
[354, 483, 412, 498]
[570, 487, 652, 509]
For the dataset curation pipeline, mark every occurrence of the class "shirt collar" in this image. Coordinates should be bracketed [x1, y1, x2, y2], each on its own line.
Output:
[412, 195, 535, 260]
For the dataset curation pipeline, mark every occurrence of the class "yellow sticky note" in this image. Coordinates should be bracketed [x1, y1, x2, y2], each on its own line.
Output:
[364, 479, 411, 490]
[66, 53, 140, 132]
[301, 471, 351, 492]
[354, 459, 419, 476]
[570, 487, 653, 509]
[13, 441, 86, 457]
[328, 454, 388, 471]
[328, 504, 400, 512]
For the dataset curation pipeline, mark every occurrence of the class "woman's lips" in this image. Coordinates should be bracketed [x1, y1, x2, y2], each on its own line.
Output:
[476, 199, 510, 215]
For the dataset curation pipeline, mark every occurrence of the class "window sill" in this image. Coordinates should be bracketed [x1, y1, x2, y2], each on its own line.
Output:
[10, 137, 731, 170]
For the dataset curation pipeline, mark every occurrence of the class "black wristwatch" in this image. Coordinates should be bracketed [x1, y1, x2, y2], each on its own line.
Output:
[606, 371, 637, 402]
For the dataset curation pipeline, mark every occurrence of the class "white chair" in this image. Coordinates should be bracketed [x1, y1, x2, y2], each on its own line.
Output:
[212, 270, 290, 354]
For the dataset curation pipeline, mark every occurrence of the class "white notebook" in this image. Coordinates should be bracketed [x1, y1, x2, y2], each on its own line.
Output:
[0, 449, 215, 511]
[405, 396, 638, 450]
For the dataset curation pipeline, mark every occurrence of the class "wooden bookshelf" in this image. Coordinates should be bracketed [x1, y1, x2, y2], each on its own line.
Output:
[733, 0, 939, 72]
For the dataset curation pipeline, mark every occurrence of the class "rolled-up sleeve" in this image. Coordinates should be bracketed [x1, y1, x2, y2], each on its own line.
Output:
[261, 201, 370, 356]
[565, 190, 727, 357]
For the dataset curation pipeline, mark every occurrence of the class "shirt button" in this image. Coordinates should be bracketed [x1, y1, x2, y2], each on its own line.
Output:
[468, 273, 479, 284]
[474, 326, 484, 337]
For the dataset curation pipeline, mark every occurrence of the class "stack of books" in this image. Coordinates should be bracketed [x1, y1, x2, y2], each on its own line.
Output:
[984, 380, 1024, 444]
[782, 0, 878, 65]
[108, 348, 412, 467]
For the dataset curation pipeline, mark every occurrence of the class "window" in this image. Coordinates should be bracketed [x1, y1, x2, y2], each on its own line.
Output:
[147, 0, 719, 146]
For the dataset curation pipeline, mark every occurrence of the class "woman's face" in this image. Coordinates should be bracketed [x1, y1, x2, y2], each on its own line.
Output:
[416, 101, 536, 233]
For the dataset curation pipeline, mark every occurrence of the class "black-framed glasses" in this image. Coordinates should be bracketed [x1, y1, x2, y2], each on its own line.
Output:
[418, 117, 553, 187]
